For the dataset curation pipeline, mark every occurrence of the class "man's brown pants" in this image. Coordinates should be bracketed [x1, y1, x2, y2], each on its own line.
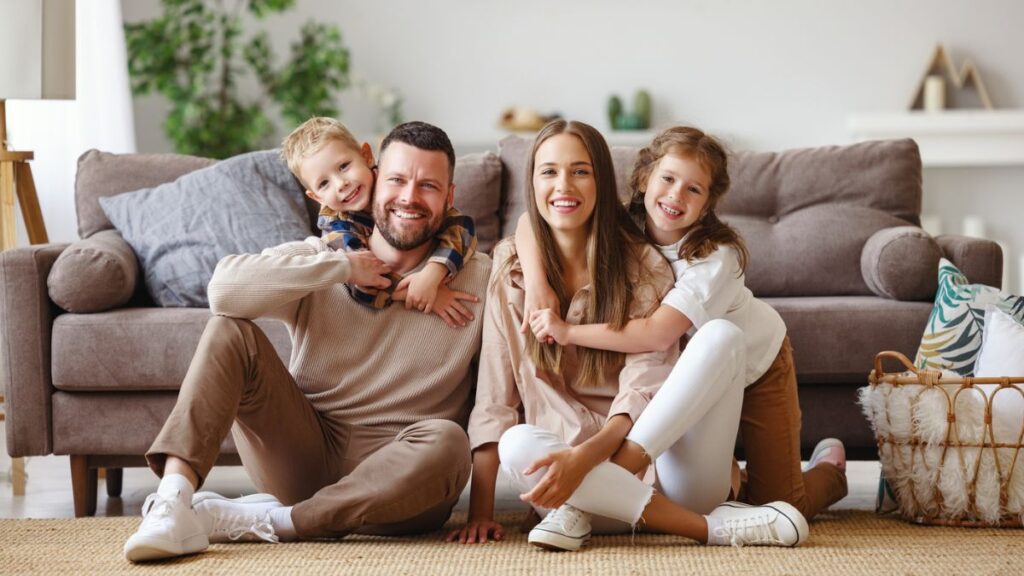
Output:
[739, 337, 849, 519]
[147, 316, 471, 538]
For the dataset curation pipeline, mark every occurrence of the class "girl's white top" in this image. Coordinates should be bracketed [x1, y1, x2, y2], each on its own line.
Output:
[658, 238, 786, 385]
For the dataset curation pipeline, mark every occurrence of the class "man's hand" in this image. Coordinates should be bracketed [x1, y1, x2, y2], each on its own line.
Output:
[529, 309, 572, 346]
[519, 447, 593, 511]
[519, 281, 559, 344]
[431, 284, 479, 328]
[446, 518, 504, 544]
[347, 250, 391, 289]
[395, 262, 448, 313]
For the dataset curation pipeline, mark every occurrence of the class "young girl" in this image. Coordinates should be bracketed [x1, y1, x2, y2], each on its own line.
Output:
[448, 120, 807, 551]
[524, 126, 848, 524]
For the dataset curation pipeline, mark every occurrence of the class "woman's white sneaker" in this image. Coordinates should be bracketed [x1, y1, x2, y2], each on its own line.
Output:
[123, 491, 209, 562]
[193, 491, 283, 543]
[527, 504, 592, 551]
[706, 501, 809, 547]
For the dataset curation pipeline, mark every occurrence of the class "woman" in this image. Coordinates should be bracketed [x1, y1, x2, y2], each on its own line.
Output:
[448, 120, 807, 551]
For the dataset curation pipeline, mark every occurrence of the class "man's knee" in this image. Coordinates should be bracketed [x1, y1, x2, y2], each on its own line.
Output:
[404, 419, 471, 480]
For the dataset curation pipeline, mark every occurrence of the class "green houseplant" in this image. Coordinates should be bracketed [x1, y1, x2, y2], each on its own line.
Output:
[125, 0, 351, 158]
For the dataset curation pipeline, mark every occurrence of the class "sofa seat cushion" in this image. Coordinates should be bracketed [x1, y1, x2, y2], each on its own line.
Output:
[51, 309, 292, 392]
[765, 296, 933, 384]
[51, 392, 237, 456]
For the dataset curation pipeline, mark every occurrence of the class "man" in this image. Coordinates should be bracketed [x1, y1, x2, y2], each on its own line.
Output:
[124, 122, 491, 562]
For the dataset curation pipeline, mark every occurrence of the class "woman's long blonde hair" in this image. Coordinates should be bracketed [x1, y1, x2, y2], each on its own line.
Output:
[519, 120, 653, 387]
[629, 126, 748, 271]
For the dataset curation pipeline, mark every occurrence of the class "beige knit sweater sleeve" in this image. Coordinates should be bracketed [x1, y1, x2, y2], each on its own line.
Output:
[208, 240, 352, 322]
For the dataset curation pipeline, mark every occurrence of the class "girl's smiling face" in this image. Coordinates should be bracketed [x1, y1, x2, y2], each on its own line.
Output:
[642, 152, 711, 245]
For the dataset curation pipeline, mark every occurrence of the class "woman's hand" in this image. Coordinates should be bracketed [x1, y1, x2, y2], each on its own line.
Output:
[519, 282, 559, 344]
[529, 309, 572, 346]
[519, 447, 593, 510]
[446, 518, 504, 544]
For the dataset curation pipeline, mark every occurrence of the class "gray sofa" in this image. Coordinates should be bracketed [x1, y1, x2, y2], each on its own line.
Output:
[1, 136, 1002, 516]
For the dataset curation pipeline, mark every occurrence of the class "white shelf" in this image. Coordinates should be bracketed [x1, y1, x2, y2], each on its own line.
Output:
[848, 110, 1024, 167]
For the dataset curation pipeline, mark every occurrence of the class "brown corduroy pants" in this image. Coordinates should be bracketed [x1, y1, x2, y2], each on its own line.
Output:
[147, 316, 472, 538]
[738, 337, 849, 519]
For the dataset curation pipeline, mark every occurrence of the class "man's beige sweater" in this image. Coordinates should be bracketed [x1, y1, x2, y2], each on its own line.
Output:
[207, 240, 492, 431]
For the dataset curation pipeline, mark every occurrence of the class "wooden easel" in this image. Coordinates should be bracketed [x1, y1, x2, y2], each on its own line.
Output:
[0, 98, 49, 497]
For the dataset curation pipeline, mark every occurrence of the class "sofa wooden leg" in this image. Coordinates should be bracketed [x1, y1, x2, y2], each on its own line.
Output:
[105, 467, 123, 498]
[70, 455, 97, 517]
[11, 457, 26, 496]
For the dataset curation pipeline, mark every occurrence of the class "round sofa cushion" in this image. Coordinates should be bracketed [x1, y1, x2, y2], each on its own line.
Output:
[861, 226, 941, 301]
[48, 229, 138, 313]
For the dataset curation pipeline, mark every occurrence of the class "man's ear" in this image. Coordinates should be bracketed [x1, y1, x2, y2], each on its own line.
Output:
[447, 183, 455, 207]
[360, 142, 374, 167]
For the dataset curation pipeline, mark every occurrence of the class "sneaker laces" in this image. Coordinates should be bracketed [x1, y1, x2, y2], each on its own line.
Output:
[713, 511, 785, 547]
[216, 513, 279, 544]
[542, 505, 585, 532]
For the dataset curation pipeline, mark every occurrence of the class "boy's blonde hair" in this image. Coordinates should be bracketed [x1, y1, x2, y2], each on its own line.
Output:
[280, 117, 362, 181]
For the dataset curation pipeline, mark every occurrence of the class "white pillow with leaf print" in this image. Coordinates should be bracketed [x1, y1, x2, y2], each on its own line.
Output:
[914, 258, 1024, 376]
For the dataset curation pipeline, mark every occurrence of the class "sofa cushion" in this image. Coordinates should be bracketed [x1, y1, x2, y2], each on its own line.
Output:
[99, 150, 311, 307]
[766, 296, 933, 384]
[915, 259, 1024, 376]
[452, 151, 502, 253]
[52, 392, 237, 456]
[76, 149, 217, 239]
[47, 230, 138, 313]
[860, 226, 941, 301]
[51, 309, 292, 392]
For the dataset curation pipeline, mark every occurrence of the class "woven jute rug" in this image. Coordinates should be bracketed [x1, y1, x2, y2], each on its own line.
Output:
[1, 510, 1022, 575]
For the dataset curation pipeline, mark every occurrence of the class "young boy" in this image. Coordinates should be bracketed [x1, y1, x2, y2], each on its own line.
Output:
[281, 117, 477, 319]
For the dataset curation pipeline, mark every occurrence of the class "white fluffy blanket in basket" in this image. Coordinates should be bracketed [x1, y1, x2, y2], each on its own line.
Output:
[859, 374, 1024, 523]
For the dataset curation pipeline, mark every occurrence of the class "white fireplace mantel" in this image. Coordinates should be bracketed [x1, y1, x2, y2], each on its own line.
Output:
[847, 110, 1024, 167]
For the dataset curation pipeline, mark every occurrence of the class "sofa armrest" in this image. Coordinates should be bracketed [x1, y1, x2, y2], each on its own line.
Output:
[935, 235, 1003, 289]
[1, 243, 68, 457]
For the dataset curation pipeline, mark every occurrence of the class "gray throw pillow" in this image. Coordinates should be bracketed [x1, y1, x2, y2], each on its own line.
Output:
[99, 150, 310, 307]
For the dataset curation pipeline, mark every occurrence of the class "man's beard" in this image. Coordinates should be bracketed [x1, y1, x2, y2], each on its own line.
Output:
[373, 200, 446, 250]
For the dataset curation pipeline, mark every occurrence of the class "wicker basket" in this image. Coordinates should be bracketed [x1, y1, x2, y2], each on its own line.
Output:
[862, 351, 1024, 527]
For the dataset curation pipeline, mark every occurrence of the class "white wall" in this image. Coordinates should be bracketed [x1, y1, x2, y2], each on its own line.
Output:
[14, 1, 1024, 291]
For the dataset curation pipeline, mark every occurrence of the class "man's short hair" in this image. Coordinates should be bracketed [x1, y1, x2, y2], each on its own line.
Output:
[379, 121, 456, 181]
[280, 117, 361, 179]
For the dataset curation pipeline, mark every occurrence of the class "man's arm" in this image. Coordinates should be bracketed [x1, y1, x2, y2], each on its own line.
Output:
[208, 240, 351, 321]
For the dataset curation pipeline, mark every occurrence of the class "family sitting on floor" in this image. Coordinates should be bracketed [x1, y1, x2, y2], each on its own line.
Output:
[123, 117, 848, 562]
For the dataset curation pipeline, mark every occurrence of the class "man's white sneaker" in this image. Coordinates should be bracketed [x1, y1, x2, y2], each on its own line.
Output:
[527, 504, 591, 551]
[707, 501, 809, 547]
[123, 491, 209, 562]
[193, 491, 283, 543]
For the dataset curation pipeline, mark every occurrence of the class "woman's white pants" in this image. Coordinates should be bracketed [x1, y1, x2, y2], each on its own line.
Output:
[498, 319, 746, 529]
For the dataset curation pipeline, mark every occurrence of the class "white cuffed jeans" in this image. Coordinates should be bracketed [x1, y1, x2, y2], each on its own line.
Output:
[498, 319, 747, 531]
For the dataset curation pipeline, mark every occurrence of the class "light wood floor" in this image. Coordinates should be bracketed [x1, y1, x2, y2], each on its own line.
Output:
[1, 455, 879, 519]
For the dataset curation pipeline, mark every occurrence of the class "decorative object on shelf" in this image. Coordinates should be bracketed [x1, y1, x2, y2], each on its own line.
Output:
[498, 106, 561, 132]
[607, 89, 652, 130]
[125, 0, 351, 159]
[910, 44, 994, 111]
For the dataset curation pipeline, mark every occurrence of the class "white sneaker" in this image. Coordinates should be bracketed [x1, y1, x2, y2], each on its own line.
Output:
[707, 501, 809, 547]
[193, 491, 283, 543]
[527, 504, 591, 551]
[123, 491, 209, 562]
[806, 438, 846, 473]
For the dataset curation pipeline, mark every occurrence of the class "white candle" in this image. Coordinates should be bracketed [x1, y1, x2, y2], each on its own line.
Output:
[962, 215, 987, 239]
[924, 75, 945, 112]
[920, 214, 942, 236]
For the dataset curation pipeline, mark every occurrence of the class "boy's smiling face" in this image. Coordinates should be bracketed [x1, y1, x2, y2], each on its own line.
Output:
[299, 139, 375, 213]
